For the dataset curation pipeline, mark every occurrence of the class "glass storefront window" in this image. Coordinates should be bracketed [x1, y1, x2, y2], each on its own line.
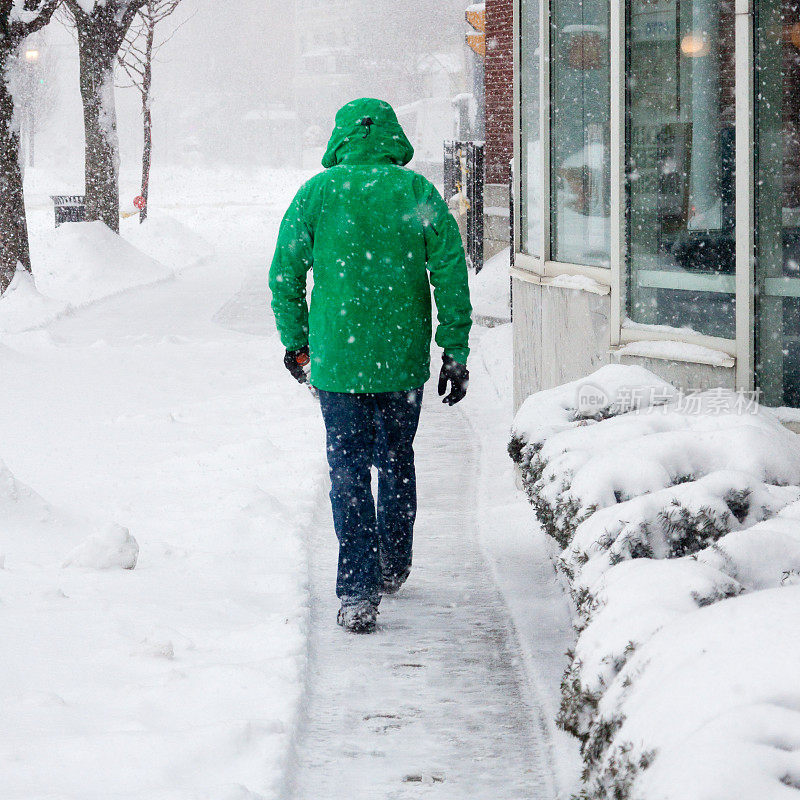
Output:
[626, 0, 736, 338]
[550, 0, 611, 266]
[755, 0, 800, 406]
[520, 0, 542, 256]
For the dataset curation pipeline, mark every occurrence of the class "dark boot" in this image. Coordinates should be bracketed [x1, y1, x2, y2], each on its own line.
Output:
[337, 600, 379, 633]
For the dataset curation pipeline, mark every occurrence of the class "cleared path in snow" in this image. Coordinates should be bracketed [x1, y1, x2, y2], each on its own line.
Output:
[286, 398, 556, 799]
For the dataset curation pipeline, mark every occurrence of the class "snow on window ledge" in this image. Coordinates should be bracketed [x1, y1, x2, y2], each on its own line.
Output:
[613, 340, 735, 369]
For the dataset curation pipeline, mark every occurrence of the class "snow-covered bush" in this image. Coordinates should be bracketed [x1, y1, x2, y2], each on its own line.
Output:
[558, 558, 744, 746]
[582, 587, 800, 800]
[511, 367, 800, 549]
[696, 499, 800, 591]
[510, 366, 676, 546]
[509, 364, 677, 468]
[510, 367, 800, 799]
[563, 471, 800, 591]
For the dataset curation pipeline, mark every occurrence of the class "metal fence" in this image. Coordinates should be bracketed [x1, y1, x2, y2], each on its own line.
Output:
[443, 140, 484, 272]
[50, 195, 86, 227]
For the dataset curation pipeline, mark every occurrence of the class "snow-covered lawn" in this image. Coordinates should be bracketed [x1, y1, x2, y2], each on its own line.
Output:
[0, 168, 326, 799]
[511, 365, 800, 799]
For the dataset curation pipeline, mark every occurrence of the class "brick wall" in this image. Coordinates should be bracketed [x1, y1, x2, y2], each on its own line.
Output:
[485, 0, 514, 185]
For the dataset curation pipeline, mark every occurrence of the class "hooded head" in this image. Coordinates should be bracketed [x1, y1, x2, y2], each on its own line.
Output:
[321, 98, 414, 169]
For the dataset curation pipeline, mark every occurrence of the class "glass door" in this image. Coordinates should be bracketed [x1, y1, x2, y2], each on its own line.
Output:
[626, 0, 736, 338]
[755, 0, 800, 406]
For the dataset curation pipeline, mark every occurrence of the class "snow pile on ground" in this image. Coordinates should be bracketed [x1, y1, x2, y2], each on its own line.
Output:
[2, 215, 214, 334]
[0, 457, 130, 569]
[62, 524, 139, 570]
[0, 270, 68, 334]
[510, 365, 800, 799]
[122, 213, 214, 273]
[473, 322, 513, 405]
[470, 247, 510, 325]
[0, 194, 327, 798]
[30, 221, 173, 307]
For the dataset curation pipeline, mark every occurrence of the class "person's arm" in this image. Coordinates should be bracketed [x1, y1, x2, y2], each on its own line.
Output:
[417, 177, 472, 366]
[269, 184, 314, 351]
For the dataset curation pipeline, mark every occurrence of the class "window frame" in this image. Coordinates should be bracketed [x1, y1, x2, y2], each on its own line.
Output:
[513, 0, 754, 381]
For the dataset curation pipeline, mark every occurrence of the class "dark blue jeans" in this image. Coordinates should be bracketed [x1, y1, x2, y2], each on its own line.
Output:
[318, 388, 424, 606]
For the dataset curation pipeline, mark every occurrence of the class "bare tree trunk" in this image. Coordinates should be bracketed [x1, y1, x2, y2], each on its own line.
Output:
[139, 21, 153, 223]
[0, 47, 31, 293]
[76, 27, 120, 233]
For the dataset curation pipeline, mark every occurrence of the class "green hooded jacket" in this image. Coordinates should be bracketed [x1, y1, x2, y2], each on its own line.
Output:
[269, 98, 472, 394]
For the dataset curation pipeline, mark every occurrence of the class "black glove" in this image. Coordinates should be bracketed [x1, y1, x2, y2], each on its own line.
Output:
[437, 354, 469, 406]
[284, 346, 311, 384]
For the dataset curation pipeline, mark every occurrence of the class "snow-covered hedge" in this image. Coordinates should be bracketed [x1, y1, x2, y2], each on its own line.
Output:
[510, 366, 800, 548]
[562, 470, 800, 591]
[510, 366, 800, 799]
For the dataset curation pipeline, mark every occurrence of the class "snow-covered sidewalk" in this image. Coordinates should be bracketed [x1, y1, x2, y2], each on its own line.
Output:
[1, 168, 577, 797]
[287, 396, 556, 799]
[0, 239, 326, 797]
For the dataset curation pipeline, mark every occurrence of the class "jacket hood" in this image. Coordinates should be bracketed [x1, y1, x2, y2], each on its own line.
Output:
[322, 98, 414, 168]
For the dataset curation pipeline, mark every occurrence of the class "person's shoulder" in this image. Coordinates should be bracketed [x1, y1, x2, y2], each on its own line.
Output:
[409, 169, 440, 191]
[403, 170, 446, 205]
[297, 170, 330, 194]
[289, 170, 336, 213]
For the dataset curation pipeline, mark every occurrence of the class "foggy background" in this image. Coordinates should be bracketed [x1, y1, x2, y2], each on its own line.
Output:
[27, 0, 473, 193]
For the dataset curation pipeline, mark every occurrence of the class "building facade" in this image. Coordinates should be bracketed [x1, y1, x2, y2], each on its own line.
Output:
[502, 0, 800, 412]
[484, 0, 515, 259]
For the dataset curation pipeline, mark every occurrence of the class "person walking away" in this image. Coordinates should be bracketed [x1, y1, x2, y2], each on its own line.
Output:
[269, 98, 472, 634]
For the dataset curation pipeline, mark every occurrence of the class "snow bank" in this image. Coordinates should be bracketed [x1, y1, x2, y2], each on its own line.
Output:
[470, 248, 510, 325]
[121, 213, 214, 273]
[511, 366, 800, 799]
[473, 322, 513, 405]
[0, 457, 128, 568]
[0, 270, 67, 334]
[62, 524, 139, 570]
[30, 221, 172, 307]
[0, 457, 51, 528]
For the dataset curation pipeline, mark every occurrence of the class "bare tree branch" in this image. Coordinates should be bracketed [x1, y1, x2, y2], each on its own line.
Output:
[116, 0, 186, 223]
[7, 0, 62, 40]
[62, 0, 88, 24]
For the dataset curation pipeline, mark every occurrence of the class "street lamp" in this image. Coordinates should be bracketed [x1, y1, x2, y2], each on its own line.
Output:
[25, 49, 40, 62]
